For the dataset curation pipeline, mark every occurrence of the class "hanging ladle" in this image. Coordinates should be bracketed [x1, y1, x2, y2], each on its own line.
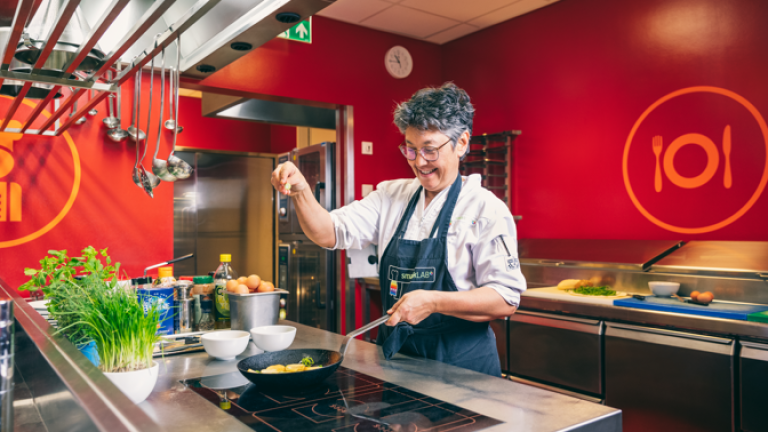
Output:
[166, 37, 193, 179]
[69, 89, 86, 125]
[140, 40, 161, 195]
[127, 60, 146, 142]
[163, 41, 183, 134]
[102, 70, 120, 129]
[107, 66, 129, 142]
[88, 89, 98, 116]
[151, 45, 177, 182]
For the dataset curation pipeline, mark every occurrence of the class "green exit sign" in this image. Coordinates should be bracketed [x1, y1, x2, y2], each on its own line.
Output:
[277, 18, 311, 43]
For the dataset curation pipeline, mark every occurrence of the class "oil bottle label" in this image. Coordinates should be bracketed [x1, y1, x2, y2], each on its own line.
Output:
[214, 284, 230, 319]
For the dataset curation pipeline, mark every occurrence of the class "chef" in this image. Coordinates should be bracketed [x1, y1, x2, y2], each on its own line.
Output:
[270, 82, 526, 376]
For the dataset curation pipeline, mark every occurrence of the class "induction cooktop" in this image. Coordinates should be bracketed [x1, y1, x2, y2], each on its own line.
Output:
[183, 367, 503, 432]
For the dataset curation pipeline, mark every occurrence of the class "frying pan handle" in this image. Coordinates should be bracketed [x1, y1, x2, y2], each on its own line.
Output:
[166, 253, 194, 265]
[340, 315, 390, 357]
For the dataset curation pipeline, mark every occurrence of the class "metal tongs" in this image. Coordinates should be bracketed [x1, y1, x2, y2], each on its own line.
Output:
[339, 314, 390, 358]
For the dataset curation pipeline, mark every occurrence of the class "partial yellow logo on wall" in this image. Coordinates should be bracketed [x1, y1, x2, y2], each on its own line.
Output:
[0, 97, 80, 248]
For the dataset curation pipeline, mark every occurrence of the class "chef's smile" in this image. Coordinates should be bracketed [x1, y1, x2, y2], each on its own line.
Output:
[403, 128, 466, 198]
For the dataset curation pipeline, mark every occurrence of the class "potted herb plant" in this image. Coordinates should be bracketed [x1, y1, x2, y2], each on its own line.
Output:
[21, 247, 166, 404]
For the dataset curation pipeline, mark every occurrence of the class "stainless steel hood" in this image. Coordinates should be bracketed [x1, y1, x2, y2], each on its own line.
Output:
[202, 92, 337, 128]
[78, 0, 334, 80]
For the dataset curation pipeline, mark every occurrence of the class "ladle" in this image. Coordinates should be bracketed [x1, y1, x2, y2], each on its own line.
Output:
[127, 61, 146, 142]
[88, 89, 98, 116]
[166, 37, 193, 179]
[107, 67, 129, 142]
[141, 40, 161, 191]
[163, 41, 183, 134]
[71, 92, 86, 125]
[102, 70, 120, 129]
[151, 46, 177, 182]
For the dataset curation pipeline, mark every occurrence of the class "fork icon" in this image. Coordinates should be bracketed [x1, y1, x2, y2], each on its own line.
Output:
[652, 136, 663, 192]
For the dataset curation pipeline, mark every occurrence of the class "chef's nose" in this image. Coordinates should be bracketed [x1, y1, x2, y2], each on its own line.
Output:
[414, 151, 430, 166]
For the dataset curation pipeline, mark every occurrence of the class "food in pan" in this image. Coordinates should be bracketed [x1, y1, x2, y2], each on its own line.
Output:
[557, 279, 593, 290]
[572, 286, 617, 296]
[246, 356, 321, 374]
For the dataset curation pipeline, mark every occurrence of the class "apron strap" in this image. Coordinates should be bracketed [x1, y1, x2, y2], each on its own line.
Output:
[393, 186, 424, 241]
[428, 173, 463, 240]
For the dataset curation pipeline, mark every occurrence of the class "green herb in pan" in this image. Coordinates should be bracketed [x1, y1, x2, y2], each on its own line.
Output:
[301, 356, 315, 367]
[573, 286, 617, 296]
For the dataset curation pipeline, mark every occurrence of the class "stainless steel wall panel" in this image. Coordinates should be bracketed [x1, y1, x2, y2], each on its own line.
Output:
[740, 341, 768, 432]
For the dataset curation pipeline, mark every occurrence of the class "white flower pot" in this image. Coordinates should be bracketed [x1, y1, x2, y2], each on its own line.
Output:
[103, 362, 159, 404]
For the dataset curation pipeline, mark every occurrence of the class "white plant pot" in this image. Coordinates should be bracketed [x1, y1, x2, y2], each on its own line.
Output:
[103, 362, 159, 404]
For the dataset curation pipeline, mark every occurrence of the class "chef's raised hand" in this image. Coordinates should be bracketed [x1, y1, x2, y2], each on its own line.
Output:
[271, 162, 307, 196]
[386, 290, 437, 326]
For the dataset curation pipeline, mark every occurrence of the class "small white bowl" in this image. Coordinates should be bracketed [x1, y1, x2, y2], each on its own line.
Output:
[648, 281, 681, 297]
[250, 325, 296, 352]
[201, 330, 250, 360]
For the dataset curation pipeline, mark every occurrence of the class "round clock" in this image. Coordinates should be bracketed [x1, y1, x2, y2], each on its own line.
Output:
[385, 46, 413, 79]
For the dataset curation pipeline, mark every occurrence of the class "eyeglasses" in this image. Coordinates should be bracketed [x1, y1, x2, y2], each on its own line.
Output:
[398, 138, 452, 161]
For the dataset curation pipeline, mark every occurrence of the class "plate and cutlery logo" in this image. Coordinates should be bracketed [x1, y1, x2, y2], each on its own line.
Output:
[623, 86, 768, 234]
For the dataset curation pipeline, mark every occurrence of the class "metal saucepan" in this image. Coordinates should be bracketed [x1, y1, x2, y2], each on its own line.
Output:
[237, 314, 389, 391]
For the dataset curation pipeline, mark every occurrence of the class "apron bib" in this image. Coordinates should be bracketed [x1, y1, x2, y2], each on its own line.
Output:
[377, 174, 502, 377]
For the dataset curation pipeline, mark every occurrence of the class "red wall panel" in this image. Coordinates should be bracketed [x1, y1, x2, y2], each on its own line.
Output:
[177, 96, 272, 153]
[442, 0, 768, 240]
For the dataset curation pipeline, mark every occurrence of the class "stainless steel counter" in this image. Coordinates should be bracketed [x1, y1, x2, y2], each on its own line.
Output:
[142, 321, 621, 432]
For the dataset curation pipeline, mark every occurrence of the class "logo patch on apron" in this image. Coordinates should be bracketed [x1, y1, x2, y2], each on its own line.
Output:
[387, 265, 436, 298]
[389, 280, 398, 297]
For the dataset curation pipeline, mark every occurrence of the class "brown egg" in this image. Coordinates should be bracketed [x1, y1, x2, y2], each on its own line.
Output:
[257, 281, 275, 293]
[237, 276, 248, 284]
[245, 275, 261, 290]
[690, 291, 700, 301]
[235, 284, 250, 294]
[697, 291, 714, 304]
[226, 279, 240, 292]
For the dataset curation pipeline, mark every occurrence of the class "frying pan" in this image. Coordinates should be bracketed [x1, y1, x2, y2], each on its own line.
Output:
[237, 314, 390, 391]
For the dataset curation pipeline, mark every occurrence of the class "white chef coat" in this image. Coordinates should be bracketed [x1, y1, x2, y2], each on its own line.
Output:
[329, 174, 526, 306]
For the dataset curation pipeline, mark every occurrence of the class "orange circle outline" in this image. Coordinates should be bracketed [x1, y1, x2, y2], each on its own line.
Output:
[623, 86, 768, 234]
[663, 133, 719, 189]
[0, 97, 81, 248]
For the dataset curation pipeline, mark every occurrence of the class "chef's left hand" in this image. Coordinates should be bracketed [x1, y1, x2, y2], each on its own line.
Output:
[386, 290, 438, 326]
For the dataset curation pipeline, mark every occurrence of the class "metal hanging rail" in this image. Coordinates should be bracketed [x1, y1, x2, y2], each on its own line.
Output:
[0, 0, 221, 136]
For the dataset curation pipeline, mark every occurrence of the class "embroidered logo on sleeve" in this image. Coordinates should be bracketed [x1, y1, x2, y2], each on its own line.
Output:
[506, 257, 519, 271]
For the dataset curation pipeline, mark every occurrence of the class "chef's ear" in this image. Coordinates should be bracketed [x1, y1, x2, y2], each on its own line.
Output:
[457, 131, 470, 159]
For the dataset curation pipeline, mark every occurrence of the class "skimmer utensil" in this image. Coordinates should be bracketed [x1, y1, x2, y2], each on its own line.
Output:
[166, 37, 193, 179]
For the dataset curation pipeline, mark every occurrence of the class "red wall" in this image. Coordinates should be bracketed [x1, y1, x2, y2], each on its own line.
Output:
[442, 0, 768, 240]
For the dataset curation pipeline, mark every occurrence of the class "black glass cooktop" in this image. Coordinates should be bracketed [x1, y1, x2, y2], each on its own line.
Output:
[183, 367, 503, 432]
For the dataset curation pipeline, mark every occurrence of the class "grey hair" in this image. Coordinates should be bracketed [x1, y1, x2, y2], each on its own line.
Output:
[393, 82, 474, 158]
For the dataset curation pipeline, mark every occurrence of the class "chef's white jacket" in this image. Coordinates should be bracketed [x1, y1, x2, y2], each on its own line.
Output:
[329, 174, 526, 306]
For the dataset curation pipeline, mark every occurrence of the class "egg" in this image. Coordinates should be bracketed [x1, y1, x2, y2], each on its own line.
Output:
[235, 284, 250, 294]
[690, 291, 700, 301]
[226, 279, 240, 292]
[697, 291, 714, 304]
[237, 276, 247, 284]
[245, 275, 261, 290]
[258, 280, 275, 293]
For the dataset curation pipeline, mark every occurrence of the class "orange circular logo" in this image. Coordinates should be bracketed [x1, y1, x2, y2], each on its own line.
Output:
[0, 97, 81, 248]
[623, 86, 768, 234]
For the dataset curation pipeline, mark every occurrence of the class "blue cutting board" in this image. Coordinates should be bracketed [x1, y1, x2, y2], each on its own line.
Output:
[613, 297, 768, 320]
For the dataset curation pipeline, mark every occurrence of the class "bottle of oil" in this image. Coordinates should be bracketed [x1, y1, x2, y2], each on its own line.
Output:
[213, 254, 236, 329]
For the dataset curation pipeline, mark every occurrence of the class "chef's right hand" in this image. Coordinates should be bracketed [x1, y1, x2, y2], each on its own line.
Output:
[271, 162, 307, 196]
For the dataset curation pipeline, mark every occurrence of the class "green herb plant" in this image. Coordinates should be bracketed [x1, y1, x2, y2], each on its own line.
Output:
[573, 286, 617, 296]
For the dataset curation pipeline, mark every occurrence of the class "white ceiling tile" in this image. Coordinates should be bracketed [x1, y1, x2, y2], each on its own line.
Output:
[316, 0, 394, 24]
[425, 23, 480, 44]
[469, 0, 559, 27]
[400, 0, 514, 22]
[361, 4, 461, 39]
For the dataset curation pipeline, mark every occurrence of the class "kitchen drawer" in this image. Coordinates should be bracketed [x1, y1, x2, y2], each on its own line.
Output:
[508, 311, 603, 395]
[605, 323, 734, 432]
[740, 341, 768, 432]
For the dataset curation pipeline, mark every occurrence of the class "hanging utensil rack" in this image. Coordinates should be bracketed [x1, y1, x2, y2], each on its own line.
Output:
[0, 0, 220, 137]
[460, 130, 522, 221]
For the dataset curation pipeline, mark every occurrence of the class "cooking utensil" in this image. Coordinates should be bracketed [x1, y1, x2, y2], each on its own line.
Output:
[164, 41, 183, 133]
[143, 253, 194, 276]
[151, 46, 176, 182]
[107, 66, 129, 142]
[102, 70, 120, 129]
[166, 38, 193, 179]
[140, 42, 160, 192]
[127, 63, 146, 142]
[723, 125, 732, 189]
[69, 90, 86, 125]
[237, 314, 390, 391]
[229, 290, 287, 332]
[652, 135, 662, 192]
[88, 89, 98, 116]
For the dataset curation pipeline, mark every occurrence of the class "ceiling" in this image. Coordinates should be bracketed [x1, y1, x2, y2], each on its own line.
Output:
[316, 0, 561, 44]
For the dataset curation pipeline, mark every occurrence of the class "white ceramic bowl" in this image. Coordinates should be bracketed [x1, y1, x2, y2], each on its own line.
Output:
[250, 325, 296, 352]
[201, 330, 250, 360]
[104, 362, 159, 404]
[648, 281, 681, 297]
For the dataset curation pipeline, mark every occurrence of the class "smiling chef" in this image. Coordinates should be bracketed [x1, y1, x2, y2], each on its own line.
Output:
[271, 82, 526, 376]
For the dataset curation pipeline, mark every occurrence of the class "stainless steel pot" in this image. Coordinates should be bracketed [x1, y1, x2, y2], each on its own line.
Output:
[228, 289, 287, 332]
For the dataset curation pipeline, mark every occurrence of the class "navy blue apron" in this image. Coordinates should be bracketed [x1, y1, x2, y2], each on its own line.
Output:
[376, 174, 502, 377]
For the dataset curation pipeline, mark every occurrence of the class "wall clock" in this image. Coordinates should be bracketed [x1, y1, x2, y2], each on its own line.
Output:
[385, 46, 413, 79]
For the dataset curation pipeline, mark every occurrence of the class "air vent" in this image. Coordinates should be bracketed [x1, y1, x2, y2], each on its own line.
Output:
[196, 64, 216, 73]
[230, 42, 253, 51]
[275, 12, 301, 24]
